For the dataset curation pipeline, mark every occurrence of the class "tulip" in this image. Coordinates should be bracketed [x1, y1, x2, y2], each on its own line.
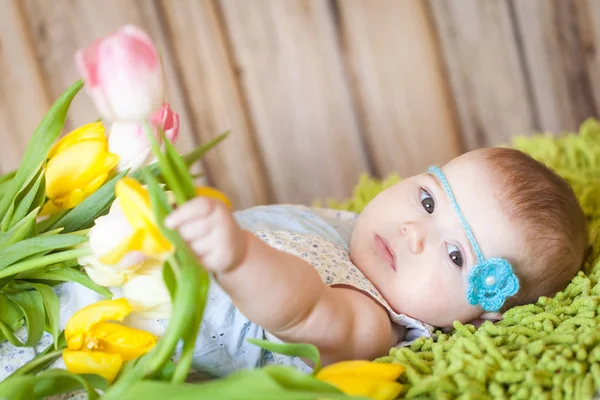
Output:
[194, 186, 232, 209]
[86, 199, 148, 272]
[43, 122, 119, 214]
[108, 103, 180, 173]
[79, 250, 172, 319]
[78, 254, 141, 288]
[90, 177, 173, 266]
[63, 298, 157, 382]
[316, 360, 405, 400]
[76, 25, 164, 122]
[121, 263, 172, 319]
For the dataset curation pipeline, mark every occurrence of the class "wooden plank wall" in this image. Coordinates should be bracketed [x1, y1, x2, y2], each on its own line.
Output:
[0, 0, 599, 209]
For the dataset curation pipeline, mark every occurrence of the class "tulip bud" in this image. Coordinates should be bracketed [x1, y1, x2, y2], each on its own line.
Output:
[43, 122, 119, 213]
[150, 103, 179, 143]
[76, 25, 164, 122]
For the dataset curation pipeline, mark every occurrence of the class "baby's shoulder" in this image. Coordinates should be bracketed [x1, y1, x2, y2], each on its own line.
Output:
[234, 204, 358, 251]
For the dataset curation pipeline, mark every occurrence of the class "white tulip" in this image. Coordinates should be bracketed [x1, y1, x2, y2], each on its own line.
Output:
[87, 200, 147, 270]
[107, 103, 180, 173]
[121, 261, 172, 319]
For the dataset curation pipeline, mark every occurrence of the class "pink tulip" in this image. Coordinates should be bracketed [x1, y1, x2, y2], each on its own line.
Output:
[150, 103, 180, 143]
[76, 25, 164, 122]
[108, 104, 180, 172]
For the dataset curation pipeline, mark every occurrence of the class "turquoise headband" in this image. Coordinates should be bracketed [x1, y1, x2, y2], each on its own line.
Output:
[428, 166, 519, 312]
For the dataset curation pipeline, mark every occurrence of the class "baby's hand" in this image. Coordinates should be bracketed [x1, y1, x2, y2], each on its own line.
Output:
[165, 197, 247, 273]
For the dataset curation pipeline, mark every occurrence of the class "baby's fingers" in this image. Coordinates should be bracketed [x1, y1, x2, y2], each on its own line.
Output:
[165, 197, 216, 229]
[178, 217, 214, 241]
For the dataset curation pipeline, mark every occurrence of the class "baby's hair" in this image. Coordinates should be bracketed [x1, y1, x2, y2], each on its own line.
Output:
[480, 148, 588, 310]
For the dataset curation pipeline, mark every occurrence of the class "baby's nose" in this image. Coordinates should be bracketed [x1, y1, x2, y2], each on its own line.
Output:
[400, 223, 425, 254]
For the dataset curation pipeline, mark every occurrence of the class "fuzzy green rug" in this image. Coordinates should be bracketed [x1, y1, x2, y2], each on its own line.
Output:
[327, 118, 600, 399]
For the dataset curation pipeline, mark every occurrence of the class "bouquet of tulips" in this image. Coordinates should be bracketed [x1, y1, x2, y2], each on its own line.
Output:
[0, 25, 406, 400]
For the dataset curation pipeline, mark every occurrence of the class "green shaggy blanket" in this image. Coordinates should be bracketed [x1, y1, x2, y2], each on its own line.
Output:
[328, 118, 600, 400]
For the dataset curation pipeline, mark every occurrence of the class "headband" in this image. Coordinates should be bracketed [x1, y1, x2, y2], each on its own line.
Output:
[428, 166, 519, 312]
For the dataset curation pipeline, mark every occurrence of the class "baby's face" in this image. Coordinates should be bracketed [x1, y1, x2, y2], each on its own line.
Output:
[350, 151, 526, 327]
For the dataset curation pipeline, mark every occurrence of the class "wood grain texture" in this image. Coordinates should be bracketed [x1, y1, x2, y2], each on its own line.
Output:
[20, 0, 198, 156]
[512, 0, 596, 134]
[219, 0, 370, 204]
[5, 0, 600, 206]
[0, 0, 50, 171]
[337, 0, 461, 178]
[429, 0, 536, 148]
[576, 0, 600, 118]
[159, 0, 273, 209]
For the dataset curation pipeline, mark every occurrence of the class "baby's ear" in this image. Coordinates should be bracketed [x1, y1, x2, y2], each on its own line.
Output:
[480, 312, 503, 322]
[467, 312, 503, 328]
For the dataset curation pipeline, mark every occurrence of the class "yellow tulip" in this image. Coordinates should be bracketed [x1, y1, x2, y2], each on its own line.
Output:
[63, 351, 123, 384]
[99, 177, 173, 264]
[195, 186, 232, 209]
[63, 298, 157, 383]
[43, 122, 119, 213]
[316, 360, 405, 400]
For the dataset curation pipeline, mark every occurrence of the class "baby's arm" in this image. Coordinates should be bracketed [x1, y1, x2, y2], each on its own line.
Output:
[165, 197, 396, 364]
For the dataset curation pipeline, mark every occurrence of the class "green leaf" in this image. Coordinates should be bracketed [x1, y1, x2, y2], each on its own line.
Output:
[5, 289, 45, 346]
[262, 366, 340, 393]
[0, 248, 90, 280]
[163, 133, 196, 200]
[129, 131, 229, 183]
[14, 258, 78, 280]
[30, 177, 46, 217]
[141, 168, 173, 233]
[0, 80, 83, 223]
[0, 170, 17, 200]
[1, 163, 44, 231]
[39, 227, 64, 236]
[33, 370, 108, 399]
[118, 368, 357, 400]
[45, 169, 128, 233]
[0, 169, 16, 184]
[7, 166, 45, 230]
[163, 259, 177, 300]
[0, 234, 87, 271]
[0, 292, 24, 342]
[247, 339, 322, 372]
[182, 131, 230, 168]
[155, 359, 176, 381]
[143, 123, 185, 204]
[29, 283, 60, 348]
[36, 210, 68, 233]
[0, 375, 36, 400]
[0, 207, 38, 250]
[11, 346, 65, 377]
[27, 267, 113, 299]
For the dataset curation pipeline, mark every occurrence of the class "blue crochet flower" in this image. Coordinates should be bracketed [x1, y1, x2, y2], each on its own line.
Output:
[466, 258, 520, 312]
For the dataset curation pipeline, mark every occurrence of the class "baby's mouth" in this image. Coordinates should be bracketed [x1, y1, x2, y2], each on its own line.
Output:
[374, 235, 396, 271]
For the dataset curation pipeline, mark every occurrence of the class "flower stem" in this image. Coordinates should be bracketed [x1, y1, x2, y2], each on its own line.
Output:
[142, 123, 186, 204]
[171, 268, 209, 383]
[102, 264, 199, 399]
[11, 348, 65, 377]
[0, 248, 91, 279]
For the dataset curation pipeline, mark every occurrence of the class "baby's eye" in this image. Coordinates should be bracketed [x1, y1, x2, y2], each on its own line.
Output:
[446, 243, 464, 267]
[420, 189, 435, 214]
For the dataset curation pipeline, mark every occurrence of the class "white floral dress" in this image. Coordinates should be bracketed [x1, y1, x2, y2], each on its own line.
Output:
[0, 205, 432, 383]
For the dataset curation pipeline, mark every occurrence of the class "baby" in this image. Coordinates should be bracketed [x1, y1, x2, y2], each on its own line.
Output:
[0, 147, 587, 381]
[157, 146, 588, 375]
